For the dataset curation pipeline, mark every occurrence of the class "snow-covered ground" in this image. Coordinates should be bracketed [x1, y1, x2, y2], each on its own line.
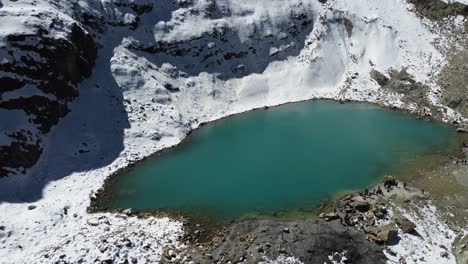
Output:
[386, 203, 458, 264]
[0, 0, 467, 263]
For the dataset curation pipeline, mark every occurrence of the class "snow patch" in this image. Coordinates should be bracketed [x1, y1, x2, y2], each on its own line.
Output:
[385, 203, 457, 264]
[259, 254, 304, 264]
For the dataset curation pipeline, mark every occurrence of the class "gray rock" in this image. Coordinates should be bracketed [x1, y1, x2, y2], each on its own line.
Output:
[352, 196, 371, 212]
[396, 217, 417, 233]
[196, 219, 386, 263]
[370, 70, 389, 86]
[375, 225, 399, 244]
[319, 212, 341, 221]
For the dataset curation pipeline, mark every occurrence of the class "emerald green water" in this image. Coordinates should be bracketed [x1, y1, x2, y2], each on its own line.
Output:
[102, 101, 458, 222]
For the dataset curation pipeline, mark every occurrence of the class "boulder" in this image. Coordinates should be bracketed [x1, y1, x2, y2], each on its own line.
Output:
[368, 224, 398, 244]
[396, 216, 417, 233]
[319, 213, 340, 221]
[377, 225, 398, 244]
[351, 196, 370, 212]
[372, 204, 387, 219]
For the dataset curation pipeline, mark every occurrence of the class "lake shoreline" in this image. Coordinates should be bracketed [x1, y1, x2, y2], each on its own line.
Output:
[87, 99, 462, 216]
[88, 99, 468, 264]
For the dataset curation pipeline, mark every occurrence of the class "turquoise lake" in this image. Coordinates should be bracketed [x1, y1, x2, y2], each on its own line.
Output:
[101, 101, 458, 222]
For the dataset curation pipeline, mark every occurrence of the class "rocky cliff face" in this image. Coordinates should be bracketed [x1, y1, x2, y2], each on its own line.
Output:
[0, 0, 98, 176]
[0, 0, 157, 177]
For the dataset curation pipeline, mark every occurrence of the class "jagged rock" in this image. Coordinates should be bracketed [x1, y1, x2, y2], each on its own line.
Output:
[396, 216, 417, 233]
[373, 204, 388, 219]
[0, 2, 97, 177]
[375, 225, 398, 244]
[370, 70, 389, 86]
[408, 0, 468, 20]
[320, 213, 340, 221]
[351, 196, 371, 212]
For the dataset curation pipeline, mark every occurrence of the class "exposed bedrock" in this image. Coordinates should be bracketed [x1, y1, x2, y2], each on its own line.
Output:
[0, 6, 98, 176]
[370, 68, 429, 107]
[0, 0, 167, 178]
[219, 219, 386, 264]
[408, 0, 468, 21]
[126, 1, 316, 80]
[170, 219, 386, 264]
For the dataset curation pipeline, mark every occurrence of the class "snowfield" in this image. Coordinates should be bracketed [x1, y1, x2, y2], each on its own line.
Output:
[386, 203, 458, 264]
[0, 0, 467, 263]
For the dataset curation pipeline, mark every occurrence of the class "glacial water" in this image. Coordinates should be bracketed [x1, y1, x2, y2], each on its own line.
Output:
[101, 101, 458, 222]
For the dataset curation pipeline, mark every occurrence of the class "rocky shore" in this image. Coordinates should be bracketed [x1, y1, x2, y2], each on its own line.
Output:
[158, 143, 468, 264]
[87, 136, 468, 264]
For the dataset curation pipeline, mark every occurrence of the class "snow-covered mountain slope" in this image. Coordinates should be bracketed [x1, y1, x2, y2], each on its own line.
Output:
[0, 0, 98, 177]
[0, 0, 467, 263]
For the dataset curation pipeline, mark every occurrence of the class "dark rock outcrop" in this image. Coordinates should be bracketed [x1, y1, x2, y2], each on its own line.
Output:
[188, 219, 387, 264]
[114, 1, 153, 15]
[408, 0, 468, 21]
[0, 0, 168, 178]
[370, 70, 389, 86]
[0, 140, 41, 176]
[0, 6, 98, 177]
[125, 2, 315, 80]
